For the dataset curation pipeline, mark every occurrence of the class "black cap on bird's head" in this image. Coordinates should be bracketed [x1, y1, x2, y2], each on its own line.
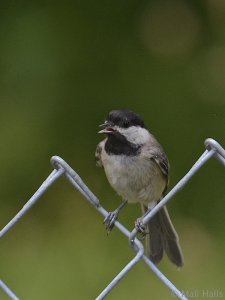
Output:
[99, 109, 145, 134]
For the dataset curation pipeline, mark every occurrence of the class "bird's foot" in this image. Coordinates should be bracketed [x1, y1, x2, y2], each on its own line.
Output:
[103, 200, 127, 234]
[103, 211, 118, 234]
[135, 217, 148, 240]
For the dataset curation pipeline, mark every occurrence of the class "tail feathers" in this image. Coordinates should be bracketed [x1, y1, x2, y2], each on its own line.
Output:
[143, 205, 184, 267]
[148, 215, 164, 264]
[159, 206, 184, 267]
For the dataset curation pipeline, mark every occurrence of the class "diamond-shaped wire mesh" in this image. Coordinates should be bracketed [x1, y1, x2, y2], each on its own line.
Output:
[0, 138, 224, 300]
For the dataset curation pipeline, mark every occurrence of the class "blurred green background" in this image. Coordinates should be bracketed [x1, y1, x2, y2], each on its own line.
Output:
[0, 1, 225, 299]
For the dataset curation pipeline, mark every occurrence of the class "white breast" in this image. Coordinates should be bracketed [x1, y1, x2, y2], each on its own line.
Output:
[101, 147, 166, 207]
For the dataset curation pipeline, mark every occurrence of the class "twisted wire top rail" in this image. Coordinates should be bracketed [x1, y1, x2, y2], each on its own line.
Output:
[0, 138, 224, 300]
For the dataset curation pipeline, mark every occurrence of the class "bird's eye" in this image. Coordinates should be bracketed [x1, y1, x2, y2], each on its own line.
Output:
[123, 120, 130, 128]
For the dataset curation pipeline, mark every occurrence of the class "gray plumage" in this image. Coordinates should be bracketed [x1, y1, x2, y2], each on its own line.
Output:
[96, 109, 184, 267]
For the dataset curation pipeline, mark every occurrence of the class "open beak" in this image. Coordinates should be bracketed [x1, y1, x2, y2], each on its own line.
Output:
[98, 121, 115, 134]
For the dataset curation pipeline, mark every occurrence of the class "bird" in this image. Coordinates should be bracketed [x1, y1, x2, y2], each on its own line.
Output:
[95, 109, 183, 267]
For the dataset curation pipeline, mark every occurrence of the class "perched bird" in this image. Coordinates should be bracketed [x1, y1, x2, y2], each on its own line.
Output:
[96, 109, 183, 267]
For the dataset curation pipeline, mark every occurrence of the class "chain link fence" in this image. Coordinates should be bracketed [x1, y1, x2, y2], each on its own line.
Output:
[0, 138, 224, 300]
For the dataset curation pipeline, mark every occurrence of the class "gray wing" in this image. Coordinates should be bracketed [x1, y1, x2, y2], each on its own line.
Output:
[141, 134, 169, 193]
[151, 149, 169, 195]
[95, 140, 105, 167]
[152, 151, 169, 178]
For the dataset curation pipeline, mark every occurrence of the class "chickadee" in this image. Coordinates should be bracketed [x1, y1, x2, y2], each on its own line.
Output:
[96, 109, 183, 267]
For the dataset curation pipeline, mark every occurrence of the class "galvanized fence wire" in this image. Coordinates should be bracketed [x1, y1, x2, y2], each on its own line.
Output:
[0, 138, 224, 300]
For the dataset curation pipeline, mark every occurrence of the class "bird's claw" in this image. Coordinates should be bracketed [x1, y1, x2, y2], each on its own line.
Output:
[103, 212, 118, 234]
[135, 218, 148, 240]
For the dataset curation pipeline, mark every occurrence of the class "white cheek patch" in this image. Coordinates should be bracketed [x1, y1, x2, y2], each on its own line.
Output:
[118, 126, 150, 145]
